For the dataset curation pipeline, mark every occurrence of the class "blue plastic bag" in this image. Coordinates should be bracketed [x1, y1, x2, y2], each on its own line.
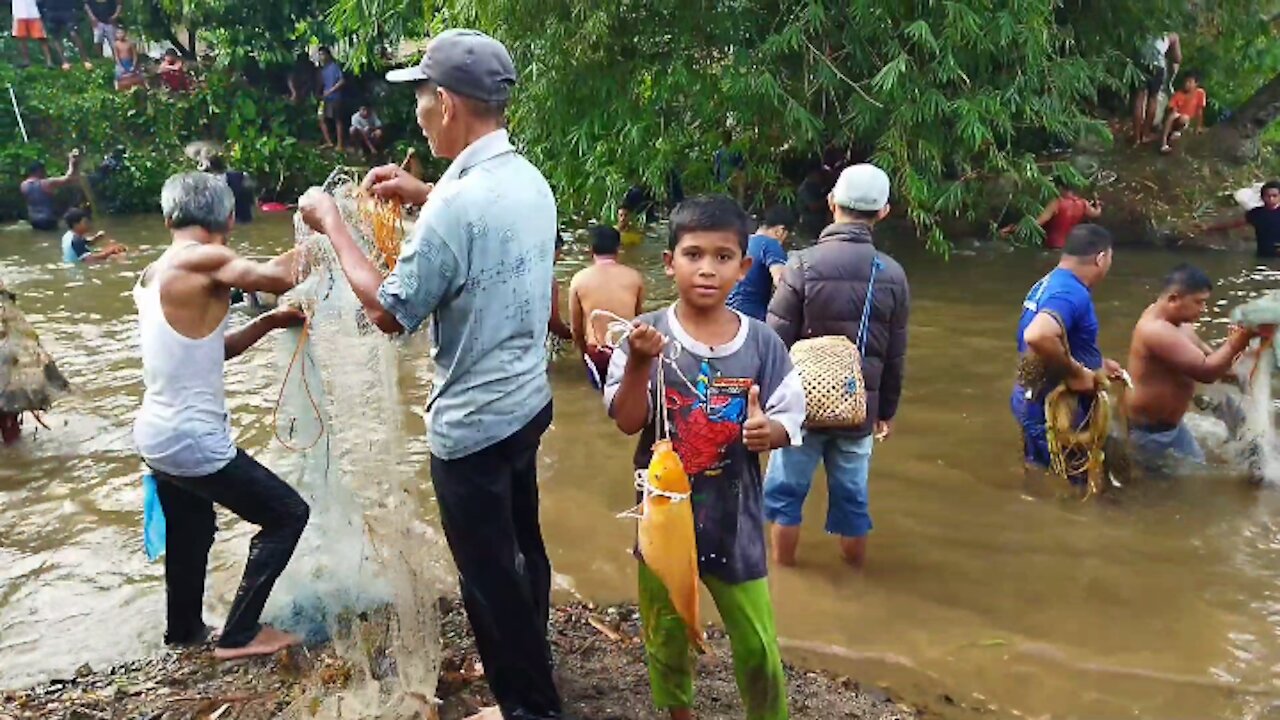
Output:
[142, 473, 166, 561]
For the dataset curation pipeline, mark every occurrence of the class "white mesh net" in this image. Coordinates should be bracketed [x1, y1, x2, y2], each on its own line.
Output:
[266, 172, 449, 718]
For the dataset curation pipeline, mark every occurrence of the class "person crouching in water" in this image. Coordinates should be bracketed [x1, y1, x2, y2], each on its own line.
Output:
[1126, 264, 1257, 472]
[62, 207, 126, 264]
[133, 172, 309, 659]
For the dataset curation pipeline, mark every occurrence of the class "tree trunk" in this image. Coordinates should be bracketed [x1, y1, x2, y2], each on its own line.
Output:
[1215, 71, 1280, 163]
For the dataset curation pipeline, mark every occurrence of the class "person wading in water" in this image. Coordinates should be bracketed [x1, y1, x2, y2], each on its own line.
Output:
[21, 152, 82, 231]
[569, 225, 646, 391]
[134, 172, 310, 660]
[1126, 264, 1257, 472]
[764, 164, 910, 570]
[1011, 224, 1126, 484]
[300, 29, 564, 720]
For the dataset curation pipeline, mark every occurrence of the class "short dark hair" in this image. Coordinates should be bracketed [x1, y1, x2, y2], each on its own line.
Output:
[27, 161, 45, 177]
[318, 46, 332, 57]
[760, 205, 795, 230]
[1163, 263, 1212, 294]
[589, 225, 621, 255]
[668, 194, 751, 253]
[64, 207, 90, 229]
[1062, 223, 1112, 257]
[1262, 180, 1280, 195]
[163, 48, 178, 58]
[1183, 70, 1200, 83]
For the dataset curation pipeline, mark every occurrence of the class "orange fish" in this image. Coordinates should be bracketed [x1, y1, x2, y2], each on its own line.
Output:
[637, 439, 706, 652]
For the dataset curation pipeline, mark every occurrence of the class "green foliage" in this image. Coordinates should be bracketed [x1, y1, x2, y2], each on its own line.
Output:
[11, 0, 1278, 250]
[125, 0, 333, 67]
[0, 62, 341, 218]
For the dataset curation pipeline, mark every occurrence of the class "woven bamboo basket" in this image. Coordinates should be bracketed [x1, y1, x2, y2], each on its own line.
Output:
[790, 335, 866, 429]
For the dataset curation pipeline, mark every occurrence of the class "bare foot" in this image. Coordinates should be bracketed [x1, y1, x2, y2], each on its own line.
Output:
[82, 61, 93, 70]
[60, 63, 72, 71]
[212, 625, 301, 661]
[463, 707, 503, 720]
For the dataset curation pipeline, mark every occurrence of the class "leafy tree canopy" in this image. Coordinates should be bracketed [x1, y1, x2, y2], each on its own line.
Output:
[130, 0, 1279, 249]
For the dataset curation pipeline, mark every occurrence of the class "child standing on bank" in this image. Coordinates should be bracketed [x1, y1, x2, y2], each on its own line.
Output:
[605, 194, 805, 719]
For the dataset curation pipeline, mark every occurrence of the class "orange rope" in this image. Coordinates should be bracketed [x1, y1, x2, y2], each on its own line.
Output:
[272, 319, 326, 452]
[357, 194, 403, 273]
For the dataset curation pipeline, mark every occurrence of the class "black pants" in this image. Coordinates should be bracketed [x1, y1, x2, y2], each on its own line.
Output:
[432, 402, 561, 720]
[153, 449, 310, 648]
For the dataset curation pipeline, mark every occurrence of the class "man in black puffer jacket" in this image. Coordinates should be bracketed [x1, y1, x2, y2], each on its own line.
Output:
[764, 163, 910, 569]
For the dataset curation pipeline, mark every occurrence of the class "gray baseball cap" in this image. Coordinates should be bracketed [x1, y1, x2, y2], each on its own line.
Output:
[386, 29, 517, 103]
[831, 163, 891, 212]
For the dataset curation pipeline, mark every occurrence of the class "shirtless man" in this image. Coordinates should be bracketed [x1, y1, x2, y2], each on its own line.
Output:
[568, 225, 644, 390]
[1126, 263, 1255, 470]
[134, 172, 310, 660]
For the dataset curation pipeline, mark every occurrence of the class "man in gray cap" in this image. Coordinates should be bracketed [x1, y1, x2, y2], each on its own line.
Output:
[764, 163, 911, 571]
[300, 29, 563, 720]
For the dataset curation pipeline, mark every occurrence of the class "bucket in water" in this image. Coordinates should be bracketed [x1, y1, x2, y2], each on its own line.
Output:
[142, 473, 166, 561]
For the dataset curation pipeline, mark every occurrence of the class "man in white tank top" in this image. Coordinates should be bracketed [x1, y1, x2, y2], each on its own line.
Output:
[134, 172, 310, 661]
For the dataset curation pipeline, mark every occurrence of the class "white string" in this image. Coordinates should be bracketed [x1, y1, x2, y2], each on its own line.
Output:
[587, 309, 699, 397]
[594, 308, 695, 521]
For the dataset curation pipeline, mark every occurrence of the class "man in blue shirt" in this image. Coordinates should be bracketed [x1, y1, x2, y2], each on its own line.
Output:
[317, 47, 346, 151]
[727, 205, 794, 320]
[1012, 224, 1123, 476]
[300, 30, 563, 720]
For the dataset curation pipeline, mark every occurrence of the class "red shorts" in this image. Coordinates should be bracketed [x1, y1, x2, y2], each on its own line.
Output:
[12, 18, 46, 39]
[584, 344, 613, 391]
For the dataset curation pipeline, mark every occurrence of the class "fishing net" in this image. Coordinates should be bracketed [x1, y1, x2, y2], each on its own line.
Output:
[264, 171, 449, 718]
[1229, 293, 1280, 483]
[0, 279, 70, 415]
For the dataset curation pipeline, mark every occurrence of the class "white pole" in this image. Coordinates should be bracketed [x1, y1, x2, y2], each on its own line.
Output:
[8, 86, 29, 143]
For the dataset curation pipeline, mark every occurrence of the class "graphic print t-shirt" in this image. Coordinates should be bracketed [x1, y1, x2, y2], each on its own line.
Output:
[604, 305, 805, 584]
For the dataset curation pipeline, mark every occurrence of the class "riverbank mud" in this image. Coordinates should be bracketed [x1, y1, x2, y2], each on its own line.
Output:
[0, 601, 918, 720]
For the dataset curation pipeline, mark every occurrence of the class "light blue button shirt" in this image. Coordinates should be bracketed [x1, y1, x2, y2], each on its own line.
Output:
[377, 129, 556, 460]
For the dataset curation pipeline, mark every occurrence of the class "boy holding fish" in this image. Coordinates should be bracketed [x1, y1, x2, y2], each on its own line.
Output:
[605, 194, 806, 719]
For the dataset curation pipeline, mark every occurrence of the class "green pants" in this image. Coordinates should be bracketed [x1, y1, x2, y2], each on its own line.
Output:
[637, 562, 788, 719]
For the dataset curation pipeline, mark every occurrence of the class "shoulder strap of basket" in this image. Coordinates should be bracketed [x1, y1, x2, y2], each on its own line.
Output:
[856, 253, 883, 353]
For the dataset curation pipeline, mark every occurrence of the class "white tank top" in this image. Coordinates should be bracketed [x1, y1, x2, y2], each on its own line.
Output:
[132, 257, 236, 477]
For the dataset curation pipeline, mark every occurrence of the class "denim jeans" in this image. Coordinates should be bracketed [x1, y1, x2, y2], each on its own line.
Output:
[763, 430, 874, 538]
[152, 449, 310, 648]
[1130, 422, 1205, 472]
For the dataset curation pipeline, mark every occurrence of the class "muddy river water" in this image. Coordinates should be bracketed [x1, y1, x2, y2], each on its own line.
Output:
[4, 214, 1280, 719]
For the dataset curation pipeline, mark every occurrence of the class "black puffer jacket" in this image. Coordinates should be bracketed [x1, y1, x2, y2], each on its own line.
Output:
[766, 222, 910, 437]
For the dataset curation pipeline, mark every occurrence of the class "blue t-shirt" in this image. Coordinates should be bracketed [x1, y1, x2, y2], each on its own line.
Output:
[61, 231, 90, 263]
[320, 61, 343, 102]
[1016, 268, 1101, 370]
[727, 233, 787, 320]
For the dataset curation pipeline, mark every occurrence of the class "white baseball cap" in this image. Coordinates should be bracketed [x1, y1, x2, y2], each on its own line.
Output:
[831, 163, 891, 212]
